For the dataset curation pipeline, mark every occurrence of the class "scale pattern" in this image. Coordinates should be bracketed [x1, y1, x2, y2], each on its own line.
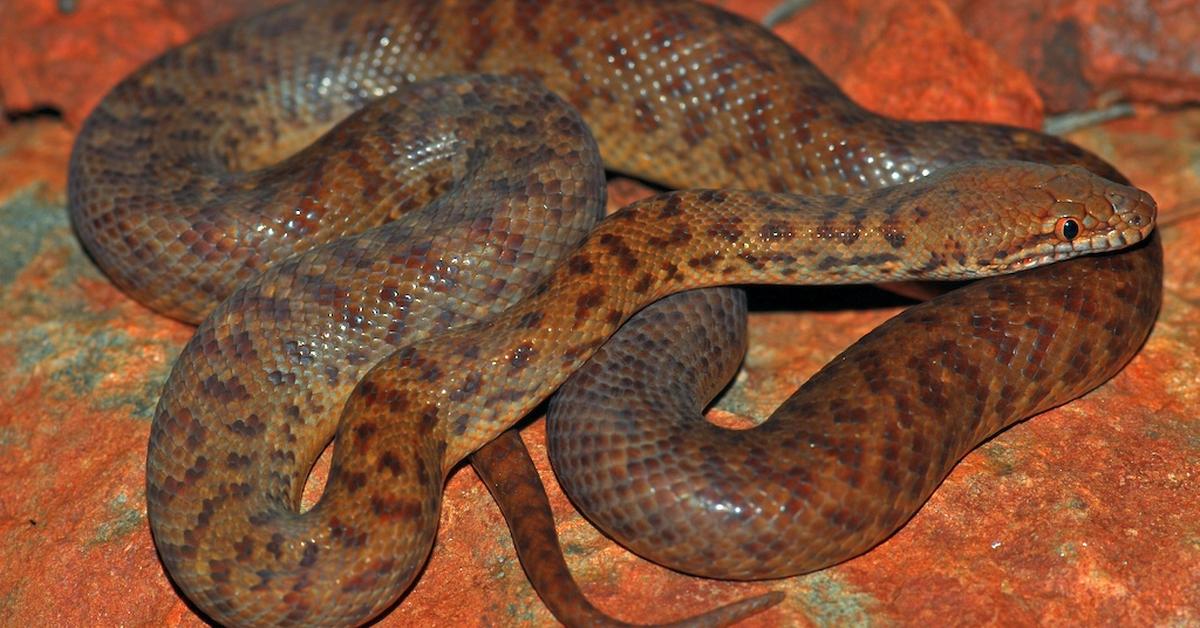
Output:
[65, 0, 1163, 625]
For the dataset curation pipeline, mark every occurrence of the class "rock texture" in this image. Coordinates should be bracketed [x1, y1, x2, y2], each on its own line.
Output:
[1, 0, 1197, 625]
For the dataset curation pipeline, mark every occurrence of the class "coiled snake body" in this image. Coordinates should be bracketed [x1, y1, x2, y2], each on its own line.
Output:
[67, 0, 1162, 625]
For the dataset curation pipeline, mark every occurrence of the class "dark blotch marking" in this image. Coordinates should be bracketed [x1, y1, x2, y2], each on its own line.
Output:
[759, 221, 794, 241]
[266, 533, 285, 560]
[845, 253, 901, 268]
[452, 414, 471, 435]
[706, 215, 744, 243]
[378, 451, 404, 476]
[574, 286, 607, 320]
[449, 371, 482, 402]
[598, 233, 640, 272]
[510, 343, 535, 370]
[738, 252, 766, 270]
[633, 273, 654, 294]
[300, 543, 319, 568]
[657, 195, 684, 218]
[353, 422, 378, 452]
[688, 252, 723, 268]
[567, 255, 593, 275]
[817, 255, 843, 271]
[370, 495, 423, 520]
[648, 223, 693, 249]
[840, 224, 861, 246]
[233, 536, 255, 562]
[200, 374, 250, 402]
[343, 471, 368, 494]
[225, 452, 251, 469]
[185, 456, 209, 482]
[418, 405, 439, 435]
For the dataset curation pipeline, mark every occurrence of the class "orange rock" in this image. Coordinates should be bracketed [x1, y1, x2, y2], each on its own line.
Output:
[0, 0, 282, 124]
[710, 0, 1045, 126]
[838, 1, 1044, 127]
[953, 0, 1200, 111]
[0, 120, 73, 201]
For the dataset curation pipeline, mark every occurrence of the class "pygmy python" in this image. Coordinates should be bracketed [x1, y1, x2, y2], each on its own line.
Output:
[66, 0, 1163, 625]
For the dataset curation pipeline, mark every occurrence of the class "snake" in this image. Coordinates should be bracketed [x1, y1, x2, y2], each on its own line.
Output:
[65, 0, 1164, 625]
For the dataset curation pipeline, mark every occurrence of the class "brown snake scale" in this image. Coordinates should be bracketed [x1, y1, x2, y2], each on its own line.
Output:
[66, 0, 1162, 625]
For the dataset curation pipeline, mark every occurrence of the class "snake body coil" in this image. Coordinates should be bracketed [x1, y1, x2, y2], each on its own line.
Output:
[67, 0, 1162, 625]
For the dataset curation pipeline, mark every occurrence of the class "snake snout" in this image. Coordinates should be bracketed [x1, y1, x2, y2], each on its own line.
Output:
[1106, 186, 1157, 236]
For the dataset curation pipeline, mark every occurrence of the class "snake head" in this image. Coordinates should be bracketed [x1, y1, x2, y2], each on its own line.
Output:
[1037, 164, 1156, 246]
[970, 161, 1157, 274]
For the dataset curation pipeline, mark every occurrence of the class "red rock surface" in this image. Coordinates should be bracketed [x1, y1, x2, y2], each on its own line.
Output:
[0, 0, 286, 124]
[722, 0, 1200, 115]
[715, 0, 1045, 126]
[951, 0, 1200, 112]
[1, 1, 1197, 626]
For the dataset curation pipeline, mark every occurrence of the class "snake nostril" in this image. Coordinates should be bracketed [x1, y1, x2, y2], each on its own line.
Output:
[1106, 188, 1156, 229]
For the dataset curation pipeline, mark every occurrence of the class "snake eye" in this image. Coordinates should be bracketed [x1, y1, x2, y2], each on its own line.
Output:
[1055, 217, 1081, 242]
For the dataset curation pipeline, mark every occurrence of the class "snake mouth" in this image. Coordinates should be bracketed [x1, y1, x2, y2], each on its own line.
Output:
[999, 225, 1152, 274]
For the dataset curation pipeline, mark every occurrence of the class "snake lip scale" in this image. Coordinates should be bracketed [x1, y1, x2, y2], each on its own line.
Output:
[65, 0, 1163, 625]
